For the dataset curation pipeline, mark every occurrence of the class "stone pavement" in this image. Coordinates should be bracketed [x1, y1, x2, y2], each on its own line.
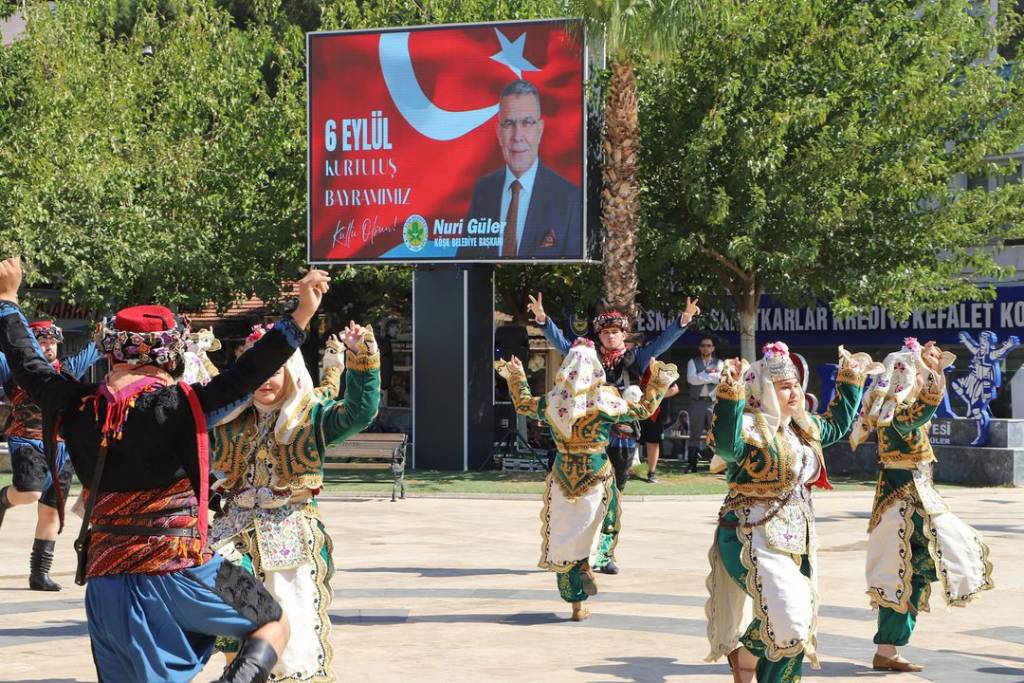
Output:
[0, 487, 1021, 682]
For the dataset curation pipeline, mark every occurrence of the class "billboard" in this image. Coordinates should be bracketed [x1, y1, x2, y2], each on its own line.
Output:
[307, 19, 586, 263]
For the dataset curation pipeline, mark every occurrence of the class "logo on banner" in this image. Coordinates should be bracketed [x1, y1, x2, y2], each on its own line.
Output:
[403, 215, 428, 252]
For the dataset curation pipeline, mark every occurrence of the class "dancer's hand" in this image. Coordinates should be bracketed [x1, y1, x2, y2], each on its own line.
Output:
[679, 297, 700, 326]
[294, 269, 331, 329]
[526, 292, 546, 325]
[508, 356, 524, 374]
[725, 357, 743, 383]
[921, 341, 943, 373]
[0, 256, 22, 305]
[341, 321, 366, 353]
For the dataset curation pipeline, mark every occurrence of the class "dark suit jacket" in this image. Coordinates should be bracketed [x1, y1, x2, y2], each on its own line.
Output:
[457, 163, 582, 259]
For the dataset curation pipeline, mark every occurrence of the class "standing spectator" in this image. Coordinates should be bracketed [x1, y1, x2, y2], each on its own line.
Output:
[685, 335, 723, 472]
[640, 377, 679, 483]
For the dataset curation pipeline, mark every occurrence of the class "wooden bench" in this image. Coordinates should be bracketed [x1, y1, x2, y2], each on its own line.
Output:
[323, 432, 407, 501]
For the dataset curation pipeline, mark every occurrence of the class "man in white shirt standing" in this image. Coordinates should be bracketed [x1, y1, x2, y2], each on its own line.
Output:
[685, 335, 723, 472]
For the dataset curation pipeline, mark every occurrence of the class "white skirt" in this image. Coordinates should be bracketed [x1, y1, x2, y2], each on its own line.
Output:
[866, 495, 993, 612]
[705, 503, 820, 668]
[538, 473, 613, 572]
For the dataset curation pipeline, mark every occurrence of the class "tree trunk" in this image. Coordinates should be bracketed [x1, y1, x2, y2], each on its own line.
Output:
[736, 287, 760, 362]
[601, 59, 640, 315]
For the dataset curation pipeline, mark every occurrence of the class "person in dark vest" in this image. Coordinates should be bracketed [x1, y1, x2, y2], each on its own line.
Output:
[685, 334, 724, 472]
[0, 256, 334, 683]
[526, 292, 699, 574]
[0, 319, 102, 591]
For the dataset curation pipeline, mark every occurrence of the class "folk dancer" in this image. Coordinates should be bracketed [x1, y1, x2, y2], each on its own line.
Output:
[526, 292, 699, 574]
[0, 256, 333, 683]
[209, 323, 380, 682]
[704, 342, 873, 683]
[0, 320, 101, 590]
[496, 339, 678, 621]
[849, 338, 993, 672]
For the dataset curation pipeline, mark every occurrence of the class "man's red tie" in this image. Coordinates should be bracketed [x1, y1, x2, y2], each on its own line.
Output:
[503, 180, 521, 257]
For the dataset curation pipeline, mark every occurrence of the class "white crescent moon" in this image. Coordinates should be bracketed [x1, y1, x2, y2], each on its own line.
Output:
[379, 32, 499, 141]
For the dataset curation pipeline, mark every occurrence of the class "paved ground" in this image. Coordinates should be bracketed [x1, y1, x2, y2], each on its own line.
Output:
[0, 487, 1021, 682]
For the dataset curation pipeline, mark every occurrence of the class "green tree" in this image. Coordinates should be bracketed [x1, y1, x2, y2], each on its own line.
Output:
[0, 0, 312, 312]
[643, 0, 1024, 359]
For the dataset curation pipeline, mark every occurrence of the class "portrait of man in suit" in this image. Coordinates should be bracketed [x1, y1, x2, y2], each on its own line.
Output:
[459, 79, 582, 259]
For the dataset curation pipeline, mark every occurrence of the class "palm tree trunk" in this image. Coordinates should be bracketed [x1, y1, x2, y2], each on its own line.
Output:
[601, 59, 640, 315]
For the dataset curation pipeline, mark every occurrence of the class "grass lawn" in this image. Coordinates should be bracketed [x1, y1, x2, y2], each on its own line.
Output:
[0, 460, 983, 497]
[1, 461, 881, 497]
[318, 459, 883, 496]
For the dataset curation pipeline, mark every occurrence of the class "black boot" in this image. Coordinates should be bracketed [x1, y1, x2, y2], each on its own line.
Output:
[214, 637, 278, 683]
[0, 486, 11, 529]
[29, 538, 61, 591]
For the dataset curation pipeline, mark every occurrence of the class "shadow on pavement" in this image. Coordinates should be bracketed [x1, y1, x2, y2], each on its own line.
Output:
[577, 656, 722, 681]
[342, 566, 539, 577]
[330, 611, 563, 627]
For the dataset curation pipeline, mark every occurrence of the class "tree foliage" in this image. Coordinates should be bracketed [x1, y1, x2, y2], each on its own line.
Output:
[641, 0, 1024, 357]
[0, 0, 311, 312]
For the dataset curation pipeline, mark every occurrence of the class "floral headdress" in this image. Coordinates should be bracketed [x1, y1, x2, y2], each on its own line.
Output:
[849, 338, 952, 448]
[544, 341, 629, 439]
[739, 340, 813, 435]
[762, 341, 798, 382]
[29, 320, 64, 343]
[95, 305, 187, 372]
[592, 310, 631, 333]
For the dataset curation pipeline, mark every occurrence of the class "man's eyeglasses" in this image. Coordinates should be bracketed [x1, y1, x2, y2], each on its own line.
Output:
[500, 117, 540, 130]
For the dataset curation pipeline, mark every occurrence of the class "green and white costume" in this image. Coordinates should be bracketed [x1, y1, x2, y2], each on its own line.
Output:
[705, 344, 869, 683]
[210, 331, 380, 682]
[498, 341, 677, 603]
[850, 341, 993, 647]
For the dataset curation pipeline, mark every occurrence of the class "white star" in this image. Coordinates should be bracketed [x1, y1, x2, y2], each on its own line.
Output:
[490, 29, 540, 79]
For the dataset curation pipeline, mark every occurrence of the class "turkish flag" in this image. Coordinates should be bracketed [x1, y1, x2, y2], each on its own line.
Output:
[308, 20, 585, 262]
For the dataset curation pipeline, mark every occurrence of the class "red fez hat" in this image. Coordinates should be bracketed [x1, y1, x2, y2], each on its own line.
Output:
[29, 320, 55, 330]
[114, 305, 177, 333]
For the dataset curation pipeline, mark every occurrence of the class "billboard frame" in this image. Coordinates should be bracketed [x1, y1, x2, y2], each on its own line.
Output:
[305, 17, 591, 266]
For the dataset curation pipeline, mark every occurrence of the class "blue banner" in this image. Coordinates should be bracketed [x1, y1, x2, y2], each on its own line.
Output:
[634, 286, 1024, 347]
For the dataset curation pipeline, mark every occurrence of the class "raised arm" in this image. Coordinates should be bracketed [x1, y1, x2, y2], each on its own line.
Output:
[634, 297, 699, 369]
[527, 292, 573, 356]
[614, 360, 679, 423]
[992, 336, 1020, 362]
[316, 334, 344, 401]
[0, 258, 90, 420]
[319, 325, 382, 446]
[890, 369, 943, 437]
[193, 269, 329, 414]
[63, 341, 102, 380]
[708, 359, 747, 464]
[958, 332, 979, 355]
[890, 343, 947, 437]
[815, 351, 868, 447]
[496, 357, 544, 420]
[0, 303, 84, 414]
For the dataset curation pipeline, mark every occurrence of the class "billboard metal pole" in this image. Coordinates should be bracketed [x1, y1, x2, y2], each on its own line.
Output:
[412, 265, 495, 470]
